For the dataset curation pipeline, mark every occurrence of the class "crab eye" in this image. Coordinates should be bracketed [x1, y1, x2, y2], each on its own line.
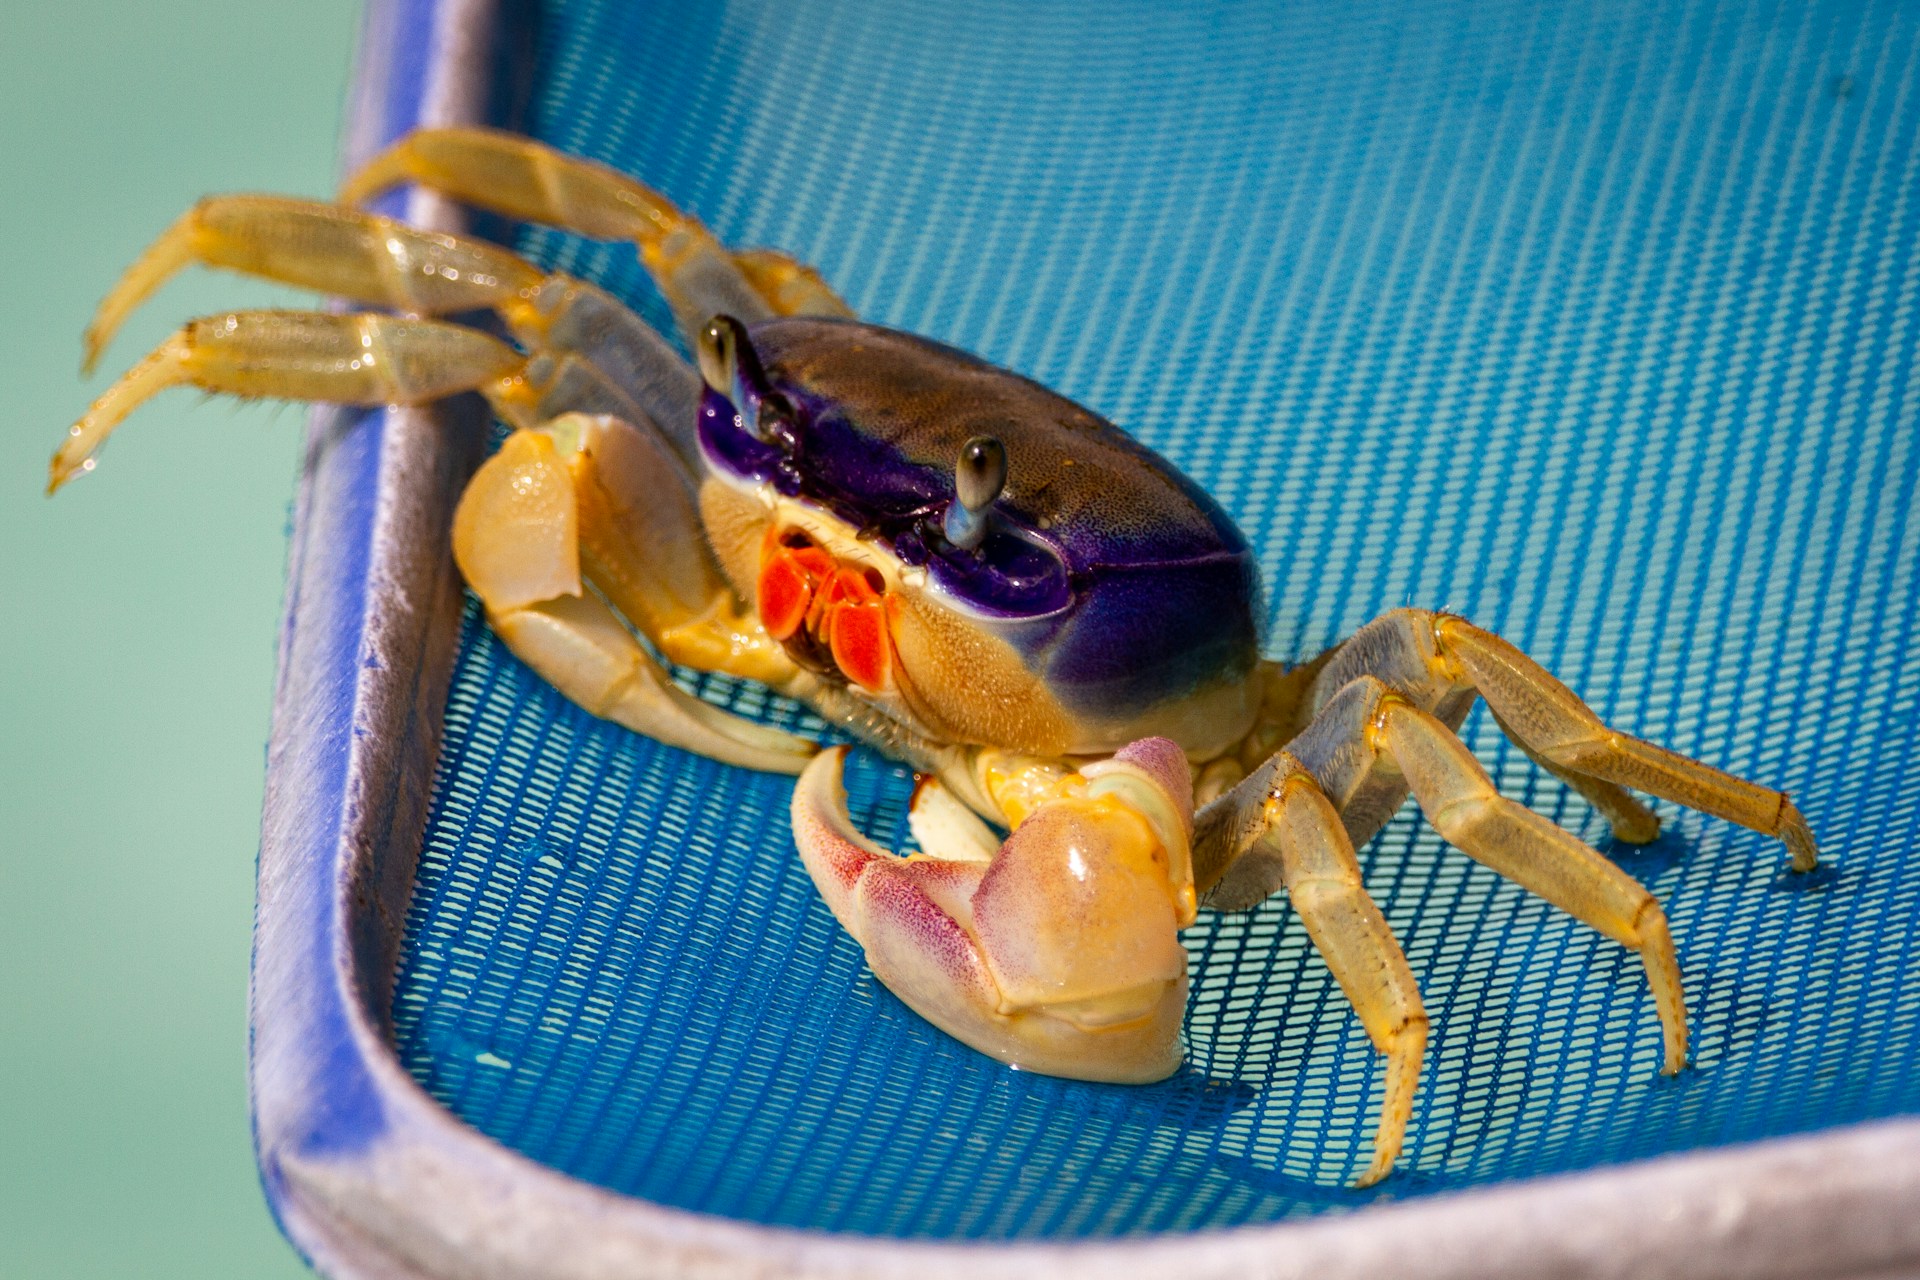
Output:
[943, 434, 1007, 551]
[696, 313, 781, 442]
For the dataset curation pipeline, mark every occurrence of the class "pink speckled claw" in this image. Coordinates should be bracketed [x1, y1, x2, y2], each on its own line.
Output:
[791, 742, 1196, 1082]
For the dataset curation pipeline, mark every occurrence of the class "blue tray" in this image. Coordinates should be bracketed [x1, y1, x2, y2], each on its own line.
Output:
[253, 0, 1920, 1274]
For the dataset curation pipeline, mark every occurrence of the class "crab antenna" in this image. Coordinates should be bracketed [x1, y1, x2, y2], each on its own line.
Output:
[696, 314, 775, 441]
[943, 435, 1006, 550]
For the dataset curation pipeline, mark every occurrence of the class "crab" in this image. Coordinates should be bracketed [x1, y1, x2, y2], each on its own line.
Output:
[53, 128, 1820, 1187]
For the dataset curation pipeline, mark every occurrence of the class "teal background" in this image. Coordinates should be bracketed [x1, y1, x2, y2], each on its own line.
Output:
[2, 2, 359, 1275]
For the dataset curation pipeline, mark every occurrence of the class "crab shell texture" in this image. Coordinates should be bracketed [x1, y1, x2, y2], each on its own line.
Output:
[696, 317, 1263, 760]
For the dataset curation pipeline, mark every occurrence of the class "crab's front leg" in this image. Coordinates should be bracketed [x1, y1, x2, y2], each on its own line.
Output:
[81, 194, 715, 473]
[792, 740, 1198, 1083]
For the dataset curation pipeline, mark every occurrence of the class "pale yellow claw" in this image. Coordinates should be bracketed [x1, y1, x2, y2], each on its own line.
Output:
[453, 415, 813, 771]
[793, 742, 1195, 1083]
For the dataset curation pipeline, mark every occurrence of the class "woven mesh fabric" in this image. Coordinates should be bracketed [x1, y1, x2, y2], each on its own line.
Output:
[388, 0, 1920, 1238]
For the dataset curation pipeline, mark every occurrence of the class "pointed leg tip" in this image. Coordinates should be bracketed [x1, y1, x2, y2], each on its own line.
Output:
[81, 339, 104, 378]
[1353, 1156, 1395, 1189]
[1780, 801, 1820, 872]
[46, 456, 76, 495]
[1660, 1019, 1689, 1075]
[1612, 811, 1662, 845]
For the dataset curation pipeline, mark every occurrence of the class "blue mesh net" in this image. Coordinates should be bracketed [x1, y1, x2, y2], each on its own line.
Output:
[388, 0, 1920, 1239]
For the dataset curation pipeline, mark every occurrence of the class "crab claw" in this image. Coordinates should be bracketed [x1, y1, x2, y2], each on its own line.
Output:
[792, 741, 1195, 1082]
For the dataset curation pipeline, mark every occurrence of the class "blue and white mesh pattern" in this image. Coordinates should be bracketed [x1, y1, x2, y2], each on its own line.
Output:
[388, 0, 1920, 1239]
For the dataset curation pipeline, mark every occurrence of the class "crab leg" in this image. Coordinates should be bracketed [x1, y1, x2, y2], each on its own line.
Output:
[82, 196, 708, 474]
[1433, 615, 1818, 869]
[51, 311, 526, 491]
[52, 310, 812, 771]
[1308, 610, 1818, 870]
[83, 196, 546, 373]
[1209, 673, 1690, 1075]
[1376, 692, 1690, 1073]
[340, 126, 855, 338]
[1195, 753, 1426, 1187]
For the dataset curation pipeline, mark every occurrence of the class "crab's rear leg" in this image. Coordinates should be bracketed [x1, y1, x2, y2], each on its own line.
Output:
[340, 127, 856, 337]
[1310, 610, 1819, 871]
[1208, 673, 1692, 1075]
[1432, 616, 1819, 869]
[1196, 754, 1427, 1187]
[53, 310, 813, 772]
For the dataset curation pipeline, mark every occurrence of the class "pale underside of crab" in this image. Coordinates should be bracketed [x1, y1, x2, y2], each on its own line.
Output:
[54, 129, 1819, 1187]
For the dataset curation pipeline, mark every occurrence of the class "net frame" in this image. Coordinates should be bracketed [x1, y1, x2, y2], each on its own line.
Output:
[251, 0, 1920, 1274]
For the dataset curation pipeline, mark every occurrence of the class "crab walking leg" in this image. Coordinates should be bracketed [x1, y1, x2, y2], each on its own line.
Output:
[1195, 755, 1427, 1187]
[83, 196, 544, 373]
[1432, 615, 1819, 870]
[83, 196, 708, 473]
[1251, 676, 1689, 1073]
[50, 311, 526, 491]
[729, 247, 856, 320]
[49, 309, 812, 770]
[1307, 610, 1818, 870]
[340, 127, 855, 338]
[1378, 693, 1689, 1072]
[1489, 708, 1663, 845]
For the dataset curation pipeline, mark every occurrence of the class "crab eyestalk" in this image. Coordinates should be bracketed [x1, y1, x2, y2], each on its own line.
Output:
[943, 434, 1006, 551]
[697, 312, 783, 441]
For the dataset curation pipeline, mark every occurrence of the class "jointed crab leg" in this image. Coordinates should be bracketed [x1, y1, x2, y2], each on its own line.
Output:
[51, 311, 526, 492]
[340, 126, 855, 337]
[1208, 600, 1825, 1073]
[82, 195, 708, 473]
[83, 196, 547, 374]
[1197, 753, 1426, 1188]
[1310, 610, 1819, 870]
[1490, 708, 1663, 844]
[1209, 670, 1688, 1081]
[54, 309, 813, 771]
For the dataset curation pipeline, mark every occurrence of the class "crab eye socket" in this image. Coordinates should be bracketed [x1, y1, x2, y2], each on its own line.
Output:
[928, 520, 1072, 616]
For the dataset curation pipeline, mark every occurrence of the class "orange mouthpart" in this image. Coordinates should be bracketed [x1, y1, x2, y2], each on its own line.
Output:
[757, 529, 896, 694]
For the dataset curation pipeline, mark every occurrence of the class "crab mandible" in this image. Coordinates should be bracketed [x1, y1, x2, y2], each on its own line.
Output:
[54, 129, 1820, 1187]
